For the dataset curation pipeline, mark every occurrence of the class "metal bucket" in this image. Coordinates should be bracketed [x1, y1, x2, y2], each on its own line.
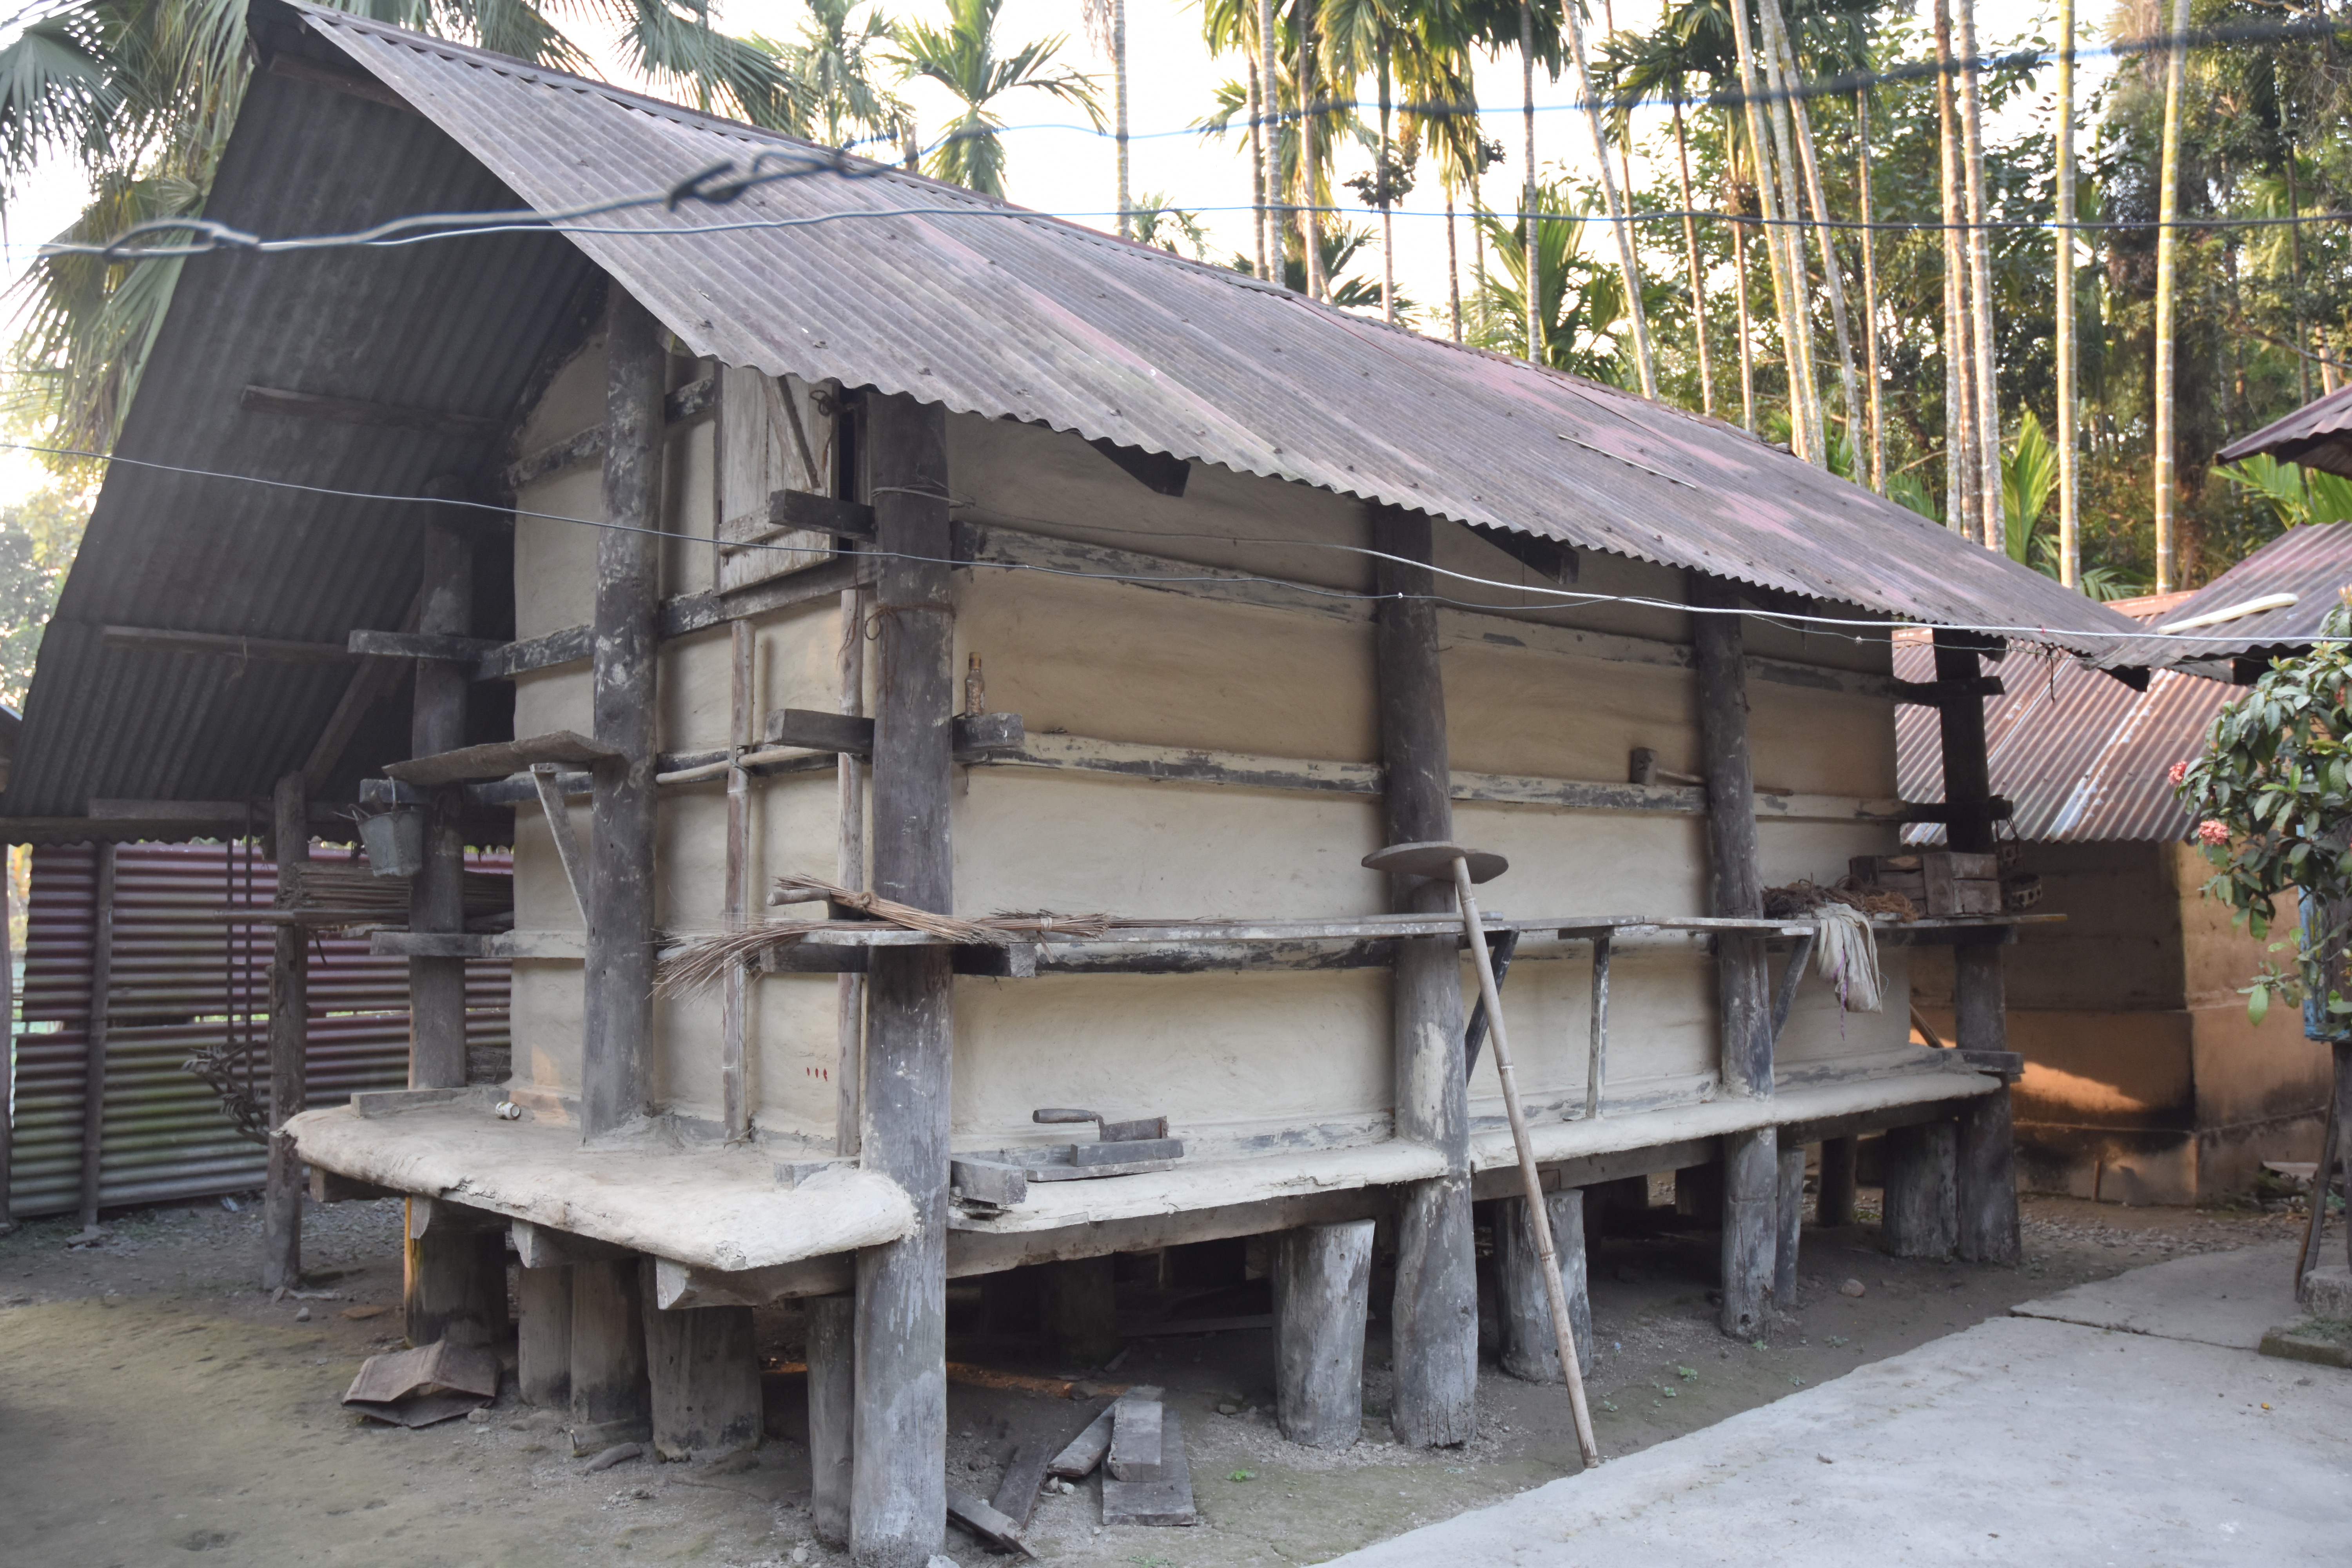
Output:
[358, 808, 425, 878]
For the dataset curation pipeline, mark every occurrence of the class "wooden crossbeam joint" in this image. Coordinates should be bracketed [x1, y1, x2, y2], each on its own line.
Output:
[768, 489, 876, 541]
[1891, 675, 2007, 706]
[1900, 796, 2015, 826]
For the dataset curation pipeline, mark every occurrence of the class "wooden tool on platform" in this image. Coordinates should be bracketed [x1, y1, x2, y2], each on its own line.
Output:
[1362, 840, 1603, 1470]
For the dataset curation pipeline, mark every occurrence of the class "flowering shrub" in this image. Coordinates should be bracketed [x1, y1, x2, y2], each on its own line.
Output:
[2171, 597, 2352, 1028]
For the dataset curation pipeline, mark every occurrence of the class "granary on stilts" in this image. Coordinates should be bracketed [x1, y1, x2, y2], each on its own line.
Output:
[0, 3, 2147, 1557]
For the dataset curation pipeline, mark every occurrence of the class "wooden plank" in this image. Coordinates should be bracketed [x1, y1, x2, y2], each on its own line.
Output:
[945, 1488, 1035, 1556]
[77, 844, 116, 1232]
[851, 390, 956, 1564]
[387, 730, 619, 787]
[1271, 1218, 1374, 1447]
[369, 930, 585, 961]
[582, 296, 664, 1141]
[991, 1437, 1057, 1530]
[771, 488, 876, 541]
[512, 1221, 630, 1269]
[715, 367, 833, 592]
[1047, 1405, 1116, 1477]
[475, 555, 878, 680]
[767, 707, 875, 754]
[501, 375, 717, 492]
[1105, 1390, 1163, 1477]
[348, 629, 501, 661]
[103, 624, 354, 662]
[240, 383, 499, 439]
[262, 774, 308, 1292]
[1099, 1408, 1198, 1526]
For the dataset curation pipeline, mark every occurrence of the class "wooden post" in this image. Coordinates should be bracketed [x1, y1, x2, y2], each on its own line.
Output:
[1817, 1136, 1859, 1227]
[1695, 575, 1776, 1338]
[722, 619, 753, 1141]
[1936, 631, 2021, 1264]
[851, 391, 954, 1567]
[583, 293, 664, 1138]
[0, 833, 11, 1234]
[263, 773, 310, 1291]
[517, 1265, 573, 1407]
[643, 1276, 761, 1460]
[1371, 506, 1477, 1448]
[76, 842, 116, 1233]
[1882, 1120, 1958, 1258]
[836, 582, 869, 1156]
[1271, 1218, 1374, 1448]
[403, 1200, 508, 1348]
[1494, 1190, 1593, 1383]
[1040, 1256, 1120, 1366]
[1773, 1143, 1806, 1305]
[408, 478, 473, 1091]
[808, 1292, 857, 1546]
[570, 1256, 652, 1451]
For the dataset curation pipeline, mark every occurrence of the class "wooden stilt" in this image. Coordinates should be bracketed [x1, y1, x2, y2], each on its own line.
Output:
[583, 294, 664, 1138]
[1773, 1143, 1806, 1306]
[402, 1205, 507, 1348]
[1370, 506, 1477, 1450]
[850, 391, 954, 1568]
[2299, 1041, 2350, 1291]
[1882, 1120, 1958, 1259]
[517, 1264, 573, 1407]
[1936, 632, 2021, 1263]
[1676, 1161, 1724, 1219]
[1495, 1190, 1593, 1383]
[1040, 1256, 1120, 1366]
[836, 583, 868, 1156]
[807, 1292, 856, 1546]
[570, 1256, 652, 1451]
[643, 1278, 761, 1460]
[76, 842, 116, 1232]
[1694, 575, 1777, 1338]
[408, 478, 473, 1091]
[262, 773, 310, 1292]
[1272, 1218, 1374, 1447]
[1817, 1136, 1859, 1227]
[0, 833, 12, 1234]
[722, 618, 753, 1141]
[1585, 1174, 1650, 1233]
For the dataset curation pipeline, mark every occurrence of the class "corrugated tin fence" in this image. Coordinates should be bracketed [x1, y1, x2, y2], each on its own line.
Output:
[6, 842, 510, 1218]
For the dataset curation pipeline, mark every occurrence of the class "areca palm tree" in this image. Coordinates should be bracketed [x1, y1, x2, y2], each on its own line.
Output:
[768, 0, 912, 154]
[892, 0, 1103, 199]
[2, 0, 803, 452]
[1472, 178, 1624, 378]
[1079, 0, 1129, 237]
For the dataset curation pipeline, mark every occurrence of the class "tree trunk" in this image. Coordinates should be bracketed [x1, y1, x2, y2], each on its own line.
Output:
[1857, 89, 1885, 491]
[2055, 0, 2080, 585]
[1674, 98, 1714, 418]
[1956, 0, 2005, 550]
[1935, 0, 1978, 541]
[2153, 0, 2193, 593]
[1755, 3, 1822, 463]
[2288, 140, 2308, 406]
[1303, 30, 1326, 302]
[1563, 0, 1656, 396]
[1446, 186, 1463, 341]
[1763, 0, 1861, 471]
[1260, 0, 1281, 285]
[1522, 1, 1540, 362]
[1379, 33, 1396, 325]
[1113, 0, 1130, 240]
[1725, 0, 1813, 459]
[1248, 69, 1268, 281]
[1729, 112, 1757, 432]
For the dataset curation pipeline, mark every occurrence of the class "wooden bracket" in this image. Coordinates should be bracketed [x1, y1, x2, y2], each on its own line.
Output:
[531, 763, 594, 926]
[512, 1220, 630, 1268]
[1891, 675, 2007, 706]
[764, 708, 1025, 760]
[768, 488, 876, 541]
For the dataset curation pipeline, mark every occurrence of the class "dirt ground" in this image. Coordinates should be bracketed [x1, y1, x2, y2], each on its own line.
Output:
[0, 1187, 2314, 1568]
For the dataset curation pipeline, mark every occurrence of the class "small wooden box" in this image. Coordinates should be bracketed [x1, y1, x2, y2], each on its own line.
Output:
[1850, 852, 2001, 917]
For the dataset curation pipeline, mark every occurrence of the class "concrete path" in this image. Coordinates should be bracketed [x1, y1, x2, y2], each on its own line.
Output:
[1332, 1243, 2350, 1566]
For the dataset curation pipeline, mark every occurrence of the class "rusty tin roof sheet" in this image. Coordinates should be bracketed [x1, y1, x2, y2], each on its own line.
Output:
[2096, 522, 2352, 673]
[299, 4, 2133, 646]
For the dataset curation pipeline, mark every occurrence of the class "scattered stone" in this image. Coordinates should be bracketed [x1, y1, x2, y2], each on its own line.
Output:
[1840, 1280, 1866, 1298]
[294, 1307, 312, 1323]
[464, 1408, 490, 1425]
[340, 1304, 389, 1321]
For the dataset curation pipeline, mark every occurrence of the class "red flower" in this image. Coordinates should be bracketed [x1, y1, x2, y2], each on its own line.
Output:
[2167, 760, 2189, 788]
[2196, 819, 2230, 846]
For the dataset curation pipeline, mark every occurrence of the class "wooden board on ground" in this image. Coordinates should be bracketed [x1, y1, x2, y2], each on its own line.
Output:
[1100, 1408, 1199, 1526]
[1047, 1403, 1116, 1478]
[1106, 1389, 1163, 1478]
[946, 1485, 1036, 1556]
[990, 1436, 1057, 1530]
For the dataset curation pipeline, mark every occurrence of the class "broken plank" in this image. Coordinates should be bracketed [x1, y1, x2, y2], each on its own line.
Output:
[1046, 1404, 1116, 1479]
[946, 1486, 1036, 1557]
[386, 730, 620, 787]
[1106, 1390, 1163, 1479]
[1100, 1408, 1198, 1526]
[990, 1437, 1057, 1530]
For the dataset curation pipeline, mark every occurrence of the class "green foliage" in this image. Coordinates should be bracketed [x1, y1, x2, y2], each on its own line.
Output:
[2174, 598, 2352, 1026]
[762, 0, 912, 155]
[0, 483, 91, 708]
[1886, 468, 1940, 523]
[2002, 412, 2059, 566]
[1467, 176, 1622, 377]
[1132, 192, 1210, 259]
[891, 0, 1103, 198]
[2221, 454, 2352, 531]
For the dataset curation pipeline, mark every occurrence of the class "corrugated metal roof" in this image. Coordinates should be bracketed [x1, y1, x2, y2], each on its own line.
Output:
[9, 0, 2141, 822]
[2097, 522, 2352, 672]
[299, 3, 2136, 645]
[2217, 383, 2352, 478]
[1895, 609, 2238, 842]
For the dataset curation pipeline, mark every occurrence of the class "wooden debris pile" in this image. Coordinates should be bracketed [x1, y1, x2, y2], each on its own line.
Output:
[947, 1383, 1196, 1555]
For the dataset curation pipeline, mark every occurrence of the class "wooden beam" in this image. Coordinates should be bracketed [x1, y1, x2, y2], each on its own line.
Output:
[835, 582, 868, 1158]
[102, 624, 354, 662]
[722, 620, 752, 1142]
[261, 773, 308, 1292]
[1370, 505, 1477, 1448]
[406, 480, 472, 1093]
[500, 375, 716, 492]
[1936, 631, 2021, 1266]
[76, 843, 116, 1232]
[306, 592, 418, 794]
[1891, 675, 2006, 706]
[1773, 1143, 1806, 1304]
[387, 730, 617, 788]
[764, 707, 1024, 760]
[348, 630, 501, 662]
[1271, 1219, 1373, 1446]
[771, 488, 876, 541]
[1694, 575, 1777, 1343]
[582, 295, 664, 1139]
[851, 391, 955, 1565]
[240, 383, 500, 441]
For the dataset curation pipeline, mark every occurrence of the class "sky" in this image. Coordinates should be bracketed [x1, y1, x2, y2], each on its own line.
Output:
[0, 0, 2102, 508]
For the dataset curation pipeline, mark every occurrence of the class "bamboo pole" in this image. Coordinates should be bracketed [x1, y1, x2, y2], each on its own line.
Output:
[2153, 0, 2193, 593]
[1857, 89, 1884, 491]
[1956, 0, 2006, 549]
[2055, 0, 2080, 586]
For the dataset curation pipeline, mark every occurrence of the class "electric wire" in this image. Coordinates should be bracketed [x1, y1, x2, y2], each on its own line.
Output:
[0, 437, 2313, 652]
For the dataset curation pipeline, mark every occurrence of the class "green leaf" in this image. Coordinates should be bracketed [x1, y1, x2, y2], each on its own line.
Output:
[2248, 984, 2269, 1026]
